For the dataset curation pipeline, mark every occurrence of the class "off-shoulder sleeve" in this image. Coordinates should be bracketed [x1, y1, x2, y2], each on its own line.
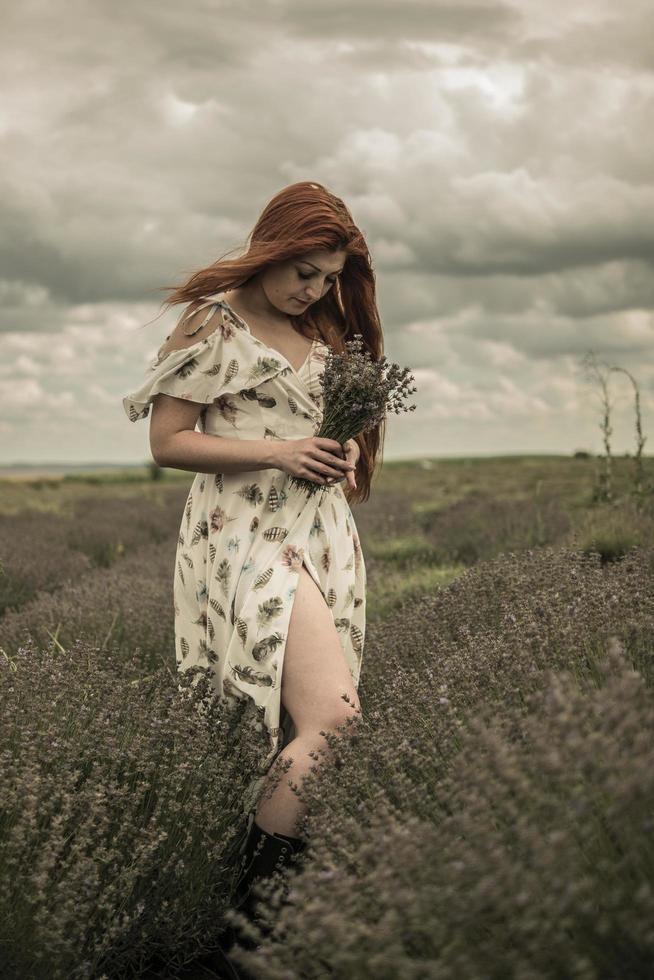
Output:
[122, 302, 228, 422]
[122, 297, 295, 423]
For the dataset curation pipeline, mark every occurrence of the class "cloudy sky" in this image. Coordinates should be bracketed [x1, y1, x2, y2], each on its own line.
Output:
[1, 0, 653, 468]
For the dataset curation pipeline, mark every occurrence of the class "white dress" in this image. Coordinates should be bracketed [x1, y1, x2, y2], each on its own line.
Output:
[123, 292, 367, 827]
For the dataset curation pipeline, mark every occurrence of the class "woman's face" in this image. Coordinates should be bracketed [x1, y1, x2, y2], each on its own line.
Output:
[261, 248, 348, 315]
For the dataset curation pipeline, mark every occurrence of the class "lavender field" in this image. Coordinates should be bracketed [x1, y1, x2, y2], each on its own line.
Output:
[1, 455, 653, 979]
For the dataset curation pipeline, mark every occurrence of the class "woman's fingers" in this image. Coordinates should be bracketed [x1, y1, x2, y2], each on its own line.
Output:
[314, 451, 354, 476]
[302, 437, 358, 486]
[323, 442, 357, 488]
[346, 440, 358, 488]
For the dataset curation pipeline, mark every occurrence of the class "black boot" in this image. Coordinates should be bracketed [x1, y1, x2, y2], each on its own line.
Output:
[198, 818, 306, 978]
[191, 816, 259, 980]
[230, 818, 307, 950]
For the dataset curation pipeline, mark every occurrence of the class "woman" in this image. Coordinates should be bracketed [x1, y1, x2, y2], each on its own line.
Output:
[122, 180, 385, 961]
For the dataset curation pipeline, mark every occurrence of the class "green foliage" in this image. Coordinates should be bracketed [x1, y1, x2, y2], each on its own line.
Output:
[148, 460, 164, 481]
[365, 534, 441, 569]
[364, 562, 464, 625]
[583, 532, 641, 564]
[568, 496, 654, 565]
[0, 484, 188, 619]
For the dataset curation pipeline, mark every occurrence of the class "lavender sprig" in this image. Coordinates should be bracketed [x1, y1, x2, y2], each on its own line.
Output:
[290, 334, 417, 496]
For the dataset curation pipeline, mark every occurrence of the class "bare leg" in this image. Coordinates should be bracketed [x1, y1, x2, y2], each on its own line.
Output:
[254, 562, 361, 837]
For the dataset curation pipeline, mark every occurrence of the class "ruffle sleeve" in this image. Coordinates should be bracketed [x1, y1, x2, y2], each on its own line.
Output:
[122, 298, 294, 423]
[122, 330, 226, 422]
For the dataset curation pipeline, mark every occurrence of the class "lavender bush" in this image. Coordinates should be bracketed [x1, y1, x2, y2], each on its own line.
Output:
[63, 490, 183, 567]
[0, 484, 187, 616]
[228, 545, 654, 979]
[0, 640, 270, 980]
[0, 511, 93, 616]
[0, 538, 177, 673]
[2, 464, 654, 978]
[414, 489, 572, 566]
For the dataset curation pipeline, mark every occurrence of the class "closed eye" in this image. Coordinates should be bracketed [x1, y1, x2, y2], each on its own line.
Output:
[298, 271, 338, 285]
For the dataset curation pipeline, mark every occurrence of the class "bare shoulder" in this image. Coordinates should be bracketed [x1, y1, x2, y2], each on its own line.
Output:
[156, 301, 224, 359]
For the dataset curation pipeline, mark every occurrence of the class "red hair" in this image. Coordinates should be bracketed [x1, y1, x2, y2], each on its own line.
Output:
[156, 180, 385, 504]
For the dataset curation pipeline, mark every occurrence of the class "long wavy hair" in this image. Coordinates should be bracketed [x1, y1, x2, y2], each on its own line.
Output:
[155, 180, 385, 505]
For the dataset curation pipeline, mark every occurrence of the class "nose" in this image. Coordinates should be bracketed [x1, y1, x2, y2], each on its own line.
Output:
[305, 283, 323, 301]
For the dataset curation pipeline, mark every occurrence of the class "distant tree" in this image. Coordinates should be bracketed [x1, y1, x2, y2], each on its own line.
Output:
[609, 366, 648, 496]
[580, 351, 614, 502]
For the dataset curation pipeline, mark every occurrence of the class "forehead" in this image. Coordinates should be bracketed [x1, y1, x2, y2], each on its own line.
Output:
[295, 248, 347, 271]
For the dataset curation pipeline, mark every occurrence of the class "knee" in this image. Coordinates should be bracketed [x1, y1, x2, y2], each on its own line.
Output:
[318, 697, 363, 738]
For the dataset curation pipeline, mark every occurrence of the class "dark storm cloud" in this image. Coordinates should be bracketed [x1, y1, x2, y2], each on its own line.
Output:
[1, 0, 653, 463]
[519, 6, 654, 73]
[2, 0, 652, 314]
[383, 258, 654, 325]
[280, 0, 521, 45]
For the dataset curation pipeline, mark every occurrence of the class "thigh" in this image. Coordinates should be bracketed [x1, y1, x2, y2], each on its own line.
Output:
[281, 562, 361, 735]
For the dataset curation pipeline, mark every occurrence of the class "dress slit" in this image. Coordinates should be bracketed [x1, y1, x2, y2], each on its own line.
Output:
[272, 551, 338, 773]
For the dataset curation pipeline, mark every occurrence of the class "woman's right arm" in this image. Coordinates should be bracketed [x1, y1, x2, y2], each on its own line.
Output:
[151, 395, 353, 482]
[148, 305, 354, 482]
[150, 402, 280, 474]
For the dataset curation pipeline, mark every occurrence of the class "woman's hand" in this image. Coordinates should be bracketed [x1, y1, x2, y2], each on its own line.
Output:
[275, 436, 355, 485]
[329, 437, 359, 490]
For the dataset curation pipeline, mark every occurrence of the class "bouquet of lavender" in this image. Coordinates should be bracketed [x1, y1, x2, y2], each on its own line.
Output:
[290, 334, 417, 497]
